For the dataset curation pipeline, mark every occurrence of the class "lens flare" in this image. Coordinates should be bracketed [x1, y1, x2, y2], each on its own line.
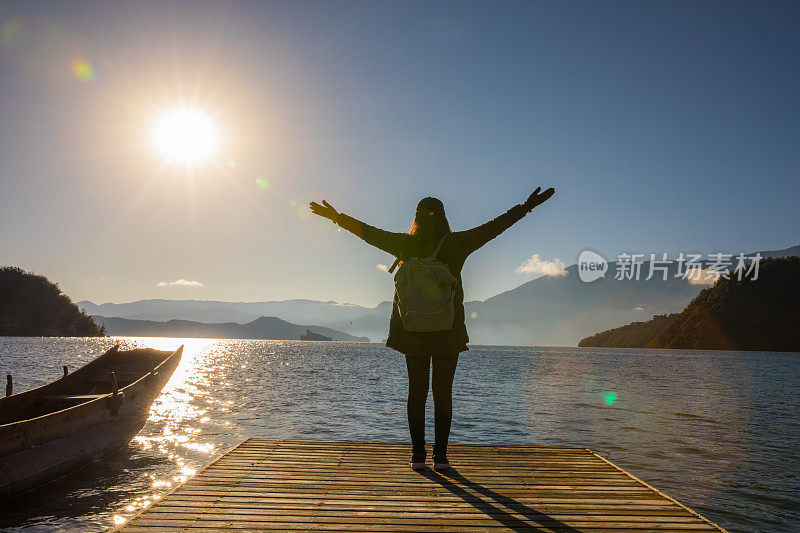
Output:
[255, 178, 269, 190]
[604, 391, 618, 406]
[0, 18, 24, 49]
[71, 59, 96, 81]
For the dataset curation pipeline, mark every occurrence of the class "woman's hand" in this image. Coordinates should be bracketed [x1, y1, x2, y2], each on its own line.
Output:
[523, 187, 555, 211]
[309, 199, 339, 222]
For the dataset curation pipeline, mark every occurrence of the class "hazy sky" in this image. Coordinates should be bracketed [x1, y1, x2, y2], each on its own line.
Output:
[1, 1, 798, 306]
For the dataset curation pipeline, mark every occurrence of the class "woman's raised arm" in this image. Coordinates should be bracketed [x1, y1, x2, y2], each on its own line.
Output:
[458, 187, 555, 257]
[309, 200, 411, 259]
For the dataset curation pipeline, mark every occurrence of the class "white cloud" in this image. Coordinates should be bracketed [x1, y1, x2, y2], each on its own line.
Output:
[157, 279, 204, 288]
[683, 268, 718, 285]
[376, 264, 389, 272]
[515, 254, 567, 277]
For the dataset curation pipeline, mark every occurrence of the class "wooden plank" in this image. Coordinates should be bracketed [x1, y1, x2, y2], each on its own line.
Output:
[139, 515, 703, 527]
[114, 439, 727, 532]
[195, 473, 637, 483]
[125, 523, 713, 533]
[154, 501, 691, 514]
[172, 487, 668, 501]
[189, 471, 643, 482]
[162, 493, 679, 505]
[128, 517, 715, 529]
[137, 510, 705, 522]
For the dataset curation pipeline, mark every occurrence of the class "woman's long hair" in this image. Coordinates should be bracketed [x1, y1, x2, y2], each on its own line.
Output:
[389, 197, 452, 273]
[410, 197, 452, 253]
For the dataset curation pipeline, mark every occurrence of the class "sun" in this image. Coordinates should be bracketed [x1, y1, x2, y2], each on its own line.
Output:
[153, 108, 219, 165]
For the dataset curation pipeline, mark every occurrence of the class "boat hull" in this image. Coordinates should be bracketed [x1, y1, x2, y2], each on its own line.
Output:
[0, 345, 182, 500]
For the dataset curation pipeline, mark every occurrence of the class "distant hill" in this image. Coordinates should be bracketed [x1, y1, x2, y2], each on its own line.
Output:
[753, 243, 800, 259]
[78, 299, 383, 327]
[77, 298, 393, 341]
[93, 315, 369, 342]
[0, 266, 103, 337]
[647, 257, 800, 351]
[299, 329, 332, 341]
[578, 314, 679, 348]
[80, 243, 799, 346]
[462, 243, 799, 346]
[78, 265, 701, 345]
[464, 261, 700, 346]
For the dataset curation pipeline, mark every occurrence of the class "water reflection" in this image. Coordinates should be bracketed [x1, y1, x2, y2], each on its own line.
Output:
[113, 339, 229, 523]
[0, 443, 171, 531]
[520, 347, 755, 509]
[0, 338, 796, 532]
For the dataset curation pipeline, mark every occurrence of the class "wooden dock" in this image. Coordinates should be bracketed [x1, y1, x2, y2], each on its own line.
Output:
[116, 438, 727, 532]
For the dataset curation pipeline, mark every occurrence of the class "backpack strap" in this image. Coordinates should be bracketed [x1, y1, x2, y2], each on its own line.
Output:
[387, 233, 450, 274]
[429, 233, 449, 259]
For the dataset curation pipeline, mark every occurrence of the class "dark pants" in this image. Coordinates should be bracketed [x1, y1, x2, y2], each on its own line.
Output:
[404, 353, 459, 458]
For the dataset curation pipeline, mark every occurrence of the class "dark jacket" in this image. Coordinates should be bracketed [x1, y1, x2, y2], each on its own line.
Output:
[337, 203, 530, 356]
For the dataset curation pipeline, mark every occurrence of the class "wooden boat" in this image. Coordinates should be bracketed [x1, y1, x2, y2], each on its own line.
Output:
[0, 344, 182, 500]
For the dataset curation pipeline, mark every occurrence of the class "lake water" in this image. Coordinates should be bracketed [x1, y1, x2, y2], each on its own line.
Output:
[0, 337, 797, 532]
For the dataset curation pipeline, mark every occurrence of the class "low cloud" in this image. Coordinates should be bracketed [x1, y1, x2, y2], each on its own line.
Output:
[376, 264, 389, 272]
[683, 268, 718, 285]
[515, 254, 567, 277]
[157, 279, 204, 288]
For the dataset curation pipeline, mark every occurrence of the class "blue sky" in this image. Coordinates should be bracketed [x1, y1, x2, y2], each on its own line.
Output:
[1, 1, 798, 306]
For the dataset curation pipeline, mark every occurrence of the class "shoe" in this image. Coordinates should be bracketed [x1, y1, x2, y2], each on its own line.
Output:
[410, 449, 426, 470]
[433, 455, 449, 471]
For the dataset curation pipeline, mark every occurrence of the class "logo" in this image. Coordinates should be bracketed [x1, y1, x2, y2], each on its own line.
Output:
[575, 251, 760, 283]
[578, 250, 608, 282]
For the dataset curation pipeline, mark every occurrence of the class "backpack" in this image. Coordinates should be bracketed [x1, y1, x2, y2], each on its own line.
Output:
[391, 234, 457, 332]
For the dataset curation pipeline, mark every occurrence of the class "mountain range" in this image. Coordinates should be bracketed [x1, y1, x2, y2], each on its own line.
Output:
[92, 315, 369, 342]
[79, 244, 799, 346]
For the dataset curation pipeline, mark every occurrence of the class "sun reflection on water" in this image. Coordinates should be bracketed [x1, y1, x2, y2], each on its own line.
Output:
[108, 337, 234, 524]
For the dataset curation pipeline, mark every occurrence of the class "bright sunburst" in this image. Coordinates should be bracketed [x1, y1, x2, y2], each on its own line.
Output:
[153, 108, 219, 165]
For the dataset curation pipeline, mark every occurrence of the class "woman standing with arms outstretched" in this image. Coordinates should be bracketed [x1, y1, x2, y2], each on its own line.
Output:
[310, 187, 555, 471]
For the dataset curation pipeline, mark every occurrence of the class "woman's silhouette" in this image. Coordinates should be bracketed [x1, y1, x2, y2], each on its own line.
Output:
[310, 187, 555, 470]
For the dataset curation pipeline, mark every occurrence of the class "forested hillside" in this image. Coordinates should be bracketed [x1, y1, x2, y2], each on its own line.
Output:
[0, 267, 104, 336]
[648, 257, 800, 351]
[578, 314, 679, 348]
